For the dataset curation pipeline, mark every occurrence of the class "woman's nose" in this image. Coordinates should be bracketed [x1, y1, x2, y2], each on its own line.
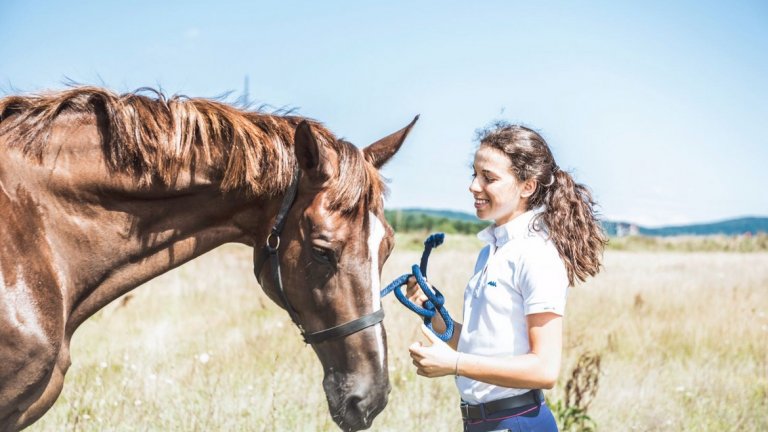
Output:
[469, 176, 481, 193]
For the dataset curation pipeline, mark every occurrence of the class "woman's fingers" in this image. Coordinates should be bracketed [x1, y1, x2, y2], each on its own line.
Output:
[408, 341, 423, 354]
[406, 276, 431, 306]
[405, 276, 418, 295]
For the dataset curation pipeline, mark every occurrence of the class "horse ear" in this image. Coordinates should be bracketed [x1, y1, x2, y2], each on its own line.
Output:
[294, 120, 332, 181]
[363, 115, 419, 169]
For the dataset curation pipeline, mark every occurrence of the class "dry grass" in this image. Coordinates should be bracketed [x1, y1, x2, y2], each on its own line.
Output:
[570, 250, 768, 431]
[607, 233, 768, 252]
[27, 234, 768, 431]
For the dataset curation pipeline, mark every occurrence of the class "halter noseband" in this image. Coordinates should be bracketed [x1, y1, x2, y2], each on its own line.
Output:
[253, 168, 385, 345]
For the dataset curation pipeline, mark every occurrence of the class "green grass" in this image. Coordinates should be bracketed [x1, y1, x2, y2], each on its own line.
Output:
[28, 237, 768, 431]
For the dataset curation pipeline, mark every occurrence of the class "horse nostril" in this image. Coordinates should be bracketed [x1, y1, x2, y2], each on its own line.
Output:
[347, 395, 371, 428]
[325, 378, 389, 431]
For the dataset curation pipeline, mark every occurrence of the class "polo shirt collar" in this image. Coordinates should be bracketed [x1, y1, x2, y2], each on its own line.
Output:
[477, 208, 544, 247]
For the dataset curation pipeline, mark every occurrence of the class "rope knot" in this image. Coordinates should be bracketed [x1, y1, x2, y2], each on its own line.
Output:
[380, 232, 454, 341]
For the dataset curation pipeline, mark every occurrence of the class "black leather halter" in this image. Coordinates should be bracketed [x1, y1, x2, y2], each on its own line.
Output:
[253, 168, 385, 344]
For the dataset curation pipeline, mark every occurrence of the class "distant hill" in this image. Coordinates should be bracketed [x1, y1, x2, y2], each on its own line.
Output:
[639, 217, 768, 236]
[387, 209, 768, 237]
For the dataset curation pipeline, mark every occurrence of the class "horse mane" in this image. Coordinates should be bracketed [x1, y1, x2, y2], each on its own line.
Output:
[0, 86, 385, 212]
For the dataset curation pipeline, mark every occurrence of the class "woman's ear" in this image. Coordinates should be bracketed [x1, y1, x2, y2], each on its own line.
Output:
[521, 178, 537, 198]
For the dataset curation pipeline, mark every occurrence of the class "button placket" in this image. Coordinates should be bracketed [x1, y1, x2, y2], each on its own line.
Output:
[473, 245, 496, 298]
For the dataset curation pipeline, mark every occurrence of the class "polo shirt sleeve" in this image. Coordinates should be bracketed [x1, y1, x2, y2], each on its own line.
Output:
[517, 242, 569, 316]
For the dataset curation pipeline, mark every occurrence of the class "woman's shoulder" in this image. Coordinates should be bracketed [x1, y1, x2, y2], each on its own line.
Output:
[517, 232, 563, 267]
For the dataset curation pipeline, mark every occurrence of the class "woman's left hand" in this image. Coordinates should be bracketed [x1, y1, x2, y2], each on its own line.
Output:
[408, 325, 459, 378]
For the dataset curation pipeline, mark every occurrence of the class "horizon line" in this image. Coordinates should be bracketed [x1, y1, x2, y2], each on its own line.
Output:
[386, 207, 768, 229]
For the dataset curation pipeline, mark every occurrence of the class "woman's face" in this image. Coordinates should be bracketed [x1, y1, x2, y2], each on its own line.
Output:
[469, 146, 533, 226]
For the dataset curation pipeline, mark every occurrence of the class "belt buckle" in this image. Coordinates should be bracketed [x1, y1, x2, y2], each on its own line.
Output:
[460, 402, 470, 419]
[460, 402, 483, 420]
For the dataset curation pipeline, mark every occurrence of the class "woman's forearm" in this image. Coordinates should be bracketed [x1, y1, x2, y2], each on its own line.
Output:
[456, 351, 559, 390]
[456, 314, 562, 389]
[410, 315, 561, 389]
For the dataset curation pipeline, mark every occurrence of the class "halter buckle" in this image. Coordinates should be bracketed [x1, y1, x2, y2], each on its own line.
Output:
[266, 232, 280, 252]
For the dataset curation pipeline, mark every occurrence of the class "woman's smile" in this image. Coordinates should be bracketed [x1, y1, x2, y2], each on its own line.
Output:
[473, 197, 489, 209]
[469, 146, 533, 226]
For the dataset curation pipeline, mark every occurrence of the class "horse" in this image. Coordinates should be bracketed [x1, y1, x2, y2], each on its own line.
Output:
[0, 86, 417, 431]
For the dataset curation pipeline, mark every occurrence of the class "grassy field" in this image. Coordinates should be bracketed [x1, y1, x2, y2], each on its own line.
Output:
[28, 234, 768, 431]
[606, 233, 768, 253]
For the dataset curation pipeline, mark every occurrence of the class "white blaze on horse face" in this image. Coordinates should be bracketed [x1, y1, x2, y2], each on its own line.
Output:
[367, 213, 386, 306]
[367, 212, 386, 366]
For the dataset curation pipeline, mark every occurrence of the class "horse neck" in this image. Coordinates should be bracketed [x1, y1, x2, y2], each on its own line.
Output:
[59, 186, 275, 333]
[0, 112, 283, 335]
[65, 176, 280, 335]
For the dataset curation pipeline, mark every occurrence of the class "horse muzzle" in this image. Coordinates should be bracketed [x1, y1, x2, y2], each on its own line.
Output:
[323, 371, 390, 431]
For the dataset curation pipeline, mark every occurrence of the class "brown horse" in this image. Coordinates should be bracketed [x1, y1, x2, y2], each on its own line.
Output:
[0, 87, 416, 431]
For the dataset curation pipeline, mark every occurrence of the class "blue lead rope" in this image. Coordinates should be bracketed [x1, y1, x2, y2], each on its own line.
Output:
[380, 233, 454, 342]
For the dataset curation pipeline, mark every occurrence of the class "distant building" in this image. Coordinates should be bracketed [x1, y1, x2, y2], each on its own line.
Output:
[616, 223, 639, 237]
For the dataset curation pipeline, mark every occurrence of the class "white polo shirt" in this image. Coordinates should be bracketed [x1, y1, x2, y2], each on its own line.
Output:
[456, 208, 569, 404]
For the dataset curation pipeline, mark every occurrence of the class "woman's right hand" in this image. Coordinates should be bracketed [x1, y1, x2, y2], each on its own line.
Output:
[405, 276, 451, 343]
[405, 275, 430, 308]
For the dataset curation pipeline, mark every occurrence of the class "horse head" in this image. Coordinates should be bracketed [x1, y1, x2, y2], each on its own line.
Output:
[254, 117, 417, 431]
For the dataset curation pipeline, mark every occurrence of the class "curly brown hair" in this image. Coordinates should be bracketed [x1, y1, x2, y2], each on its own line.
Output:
[476, 122, 606, 286]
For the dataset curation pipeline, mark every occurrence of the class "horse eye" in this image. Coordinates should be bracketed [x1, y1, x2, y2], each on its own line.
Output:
[311, 245, 336, 265]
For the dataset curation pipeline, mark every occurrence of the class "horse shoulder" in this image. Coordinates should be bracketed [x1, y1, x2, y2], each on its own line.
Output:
[0, 179, 65, 407]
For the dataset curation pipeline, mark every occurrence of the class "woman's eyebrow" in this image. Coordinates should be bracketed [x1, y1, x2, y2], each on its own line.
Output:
[471, 164, 497, 176]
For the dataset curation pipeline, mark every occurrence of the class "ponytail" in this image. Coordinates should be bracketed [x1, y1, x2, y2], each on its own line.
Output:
[538, 169, 606, 286]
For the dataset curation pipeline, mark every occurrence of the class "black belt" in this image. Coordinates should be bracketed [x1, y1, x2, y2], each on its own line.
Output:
[460, 390, 544, 420]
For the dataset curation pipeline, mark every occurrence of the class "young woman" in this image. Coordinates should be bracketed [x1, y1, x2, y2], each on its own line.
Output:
[407, 122, 606, 432]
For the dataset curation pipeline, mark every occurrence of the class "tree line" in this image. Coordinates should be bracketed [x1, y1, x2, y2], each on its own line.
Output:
[384, 210, 488, 234]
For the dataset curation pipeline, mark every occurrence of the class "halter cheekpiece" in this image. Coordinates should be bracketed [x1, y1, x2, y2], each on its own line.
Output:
[253, 168, 385, 344]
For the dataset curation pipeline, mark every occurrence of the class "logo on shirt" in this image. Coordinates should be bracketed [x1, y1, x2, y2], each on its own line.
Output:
[487, 281, 497, 287]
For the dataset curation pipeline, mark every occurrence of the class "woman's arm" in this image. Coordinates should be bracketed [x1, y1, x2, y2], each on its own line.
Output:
[409, 312, 562, 389]
[457, 312, 562, 389]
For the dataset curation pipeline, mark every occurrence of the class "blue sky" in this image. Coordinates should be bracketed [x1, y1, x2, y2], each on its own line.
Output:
[1, 1, 766, 226]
